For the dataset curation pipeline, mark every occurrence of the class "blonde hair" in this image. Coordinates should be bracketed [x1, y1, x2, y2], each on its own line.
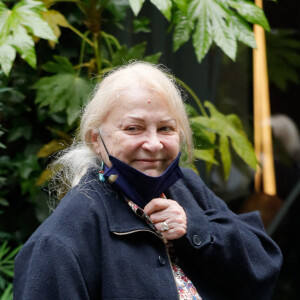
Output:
[50, 61, 193, 201]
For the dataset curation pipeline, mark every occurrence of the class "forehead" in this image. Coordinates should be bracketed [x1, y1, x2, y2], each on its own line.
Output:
[109, 88, 175, 117]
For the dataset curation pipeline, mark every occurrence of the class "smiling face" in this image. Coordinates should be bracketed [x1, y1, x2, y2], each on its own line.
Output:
[92, 88, 181, 176]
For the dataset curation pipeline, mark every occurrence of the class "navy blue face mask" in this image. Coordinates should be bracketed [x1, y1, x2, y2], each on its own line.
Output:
[100, 134, 183, 208]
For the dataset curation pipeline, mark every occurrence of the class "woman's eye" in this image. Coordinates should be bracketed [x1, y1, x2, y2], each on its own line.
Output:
[159, 126, 173, 132]
[125, 126, 142, 133]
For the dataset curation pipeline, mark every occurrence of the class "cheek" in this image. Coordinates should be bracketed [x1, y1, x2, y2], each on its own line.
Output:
[109, 134, 138, 158]
[165, 135, 180, 152]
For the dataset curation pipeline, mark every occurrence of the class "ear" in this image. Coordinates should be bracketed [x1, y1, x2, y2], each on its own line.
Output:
[91, 130, 101, 154]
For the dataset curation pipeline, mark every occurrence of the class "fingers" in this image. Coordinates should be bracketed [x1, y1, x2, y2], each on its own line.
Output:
[144, 198, 187, 240]
[144, 198, 169, 216]
[157, 220, 187, 240]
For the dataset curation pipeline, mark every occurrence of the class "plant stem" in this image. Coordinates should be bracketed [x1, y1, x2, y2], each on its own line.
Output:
[67, 24, 94, 47]
[77, 32, 88, 76]
[175, 77, 207, 117]
[101, 31, 121, 50]
[93, 34, 101, 74]
[102, 33, 114, 60]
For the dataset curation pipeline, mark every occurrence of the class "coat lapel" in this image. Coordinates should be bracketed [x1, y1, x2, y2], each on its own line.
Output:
[100, 181, 150, 233]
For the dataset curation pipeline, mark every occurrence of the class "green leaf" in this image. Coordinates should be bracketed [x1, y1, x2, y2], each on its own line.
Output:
[229, 13, 256, 49]
[42, 55, 75, 74]
[194, 149, 218, 165]
[188, 0, 237, 62]
[173, 10, 194, 52]
[204, 101, 257, 169]
[228, 0, 270, 31]
[190, 121, 216, 150]
[150, 0, 172, 21]
[0, 284, 12, 300]
[143, 52, 162, 64]
[106, 0, 129, 23]
[267, 30, 300, 91]
[219, 134, 231, 180]
[0, 3, 10, 35]
[171, 0, 269, 62]
[12, 0, 57, 41]
[184, 103, 198, 118]
[190, 0, 213, 62]
[34, 67, 92, 125]
[112, 42, 146, 66]
[0, 0, 56, 75]
[129, 0, 145, 16]
[209, 1, 237, 60]
[66, 77, 92, 125]
[133, 17, 151, 33]
[226, 113, 247, 136]
[10, 25, 36, 68]
[7, 125, 32, 142]
[174, 0, 189, 14]
[0, 44, 16, 76]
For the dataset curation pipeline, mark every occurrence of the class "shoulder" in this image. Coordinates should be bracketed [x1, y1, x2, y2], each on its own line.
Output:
[171, 167, 228, 211]
[22, 169, 110, 252]
[179, 167, 209, 198]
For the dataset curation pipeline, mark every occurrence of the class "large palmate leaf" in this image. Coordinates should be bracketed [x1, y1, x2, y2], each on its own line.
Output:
[191, 101, 257, 179]
[34, 56, 92, 125]
[0, 0, 56, 75]
[172, 0, 269, 62]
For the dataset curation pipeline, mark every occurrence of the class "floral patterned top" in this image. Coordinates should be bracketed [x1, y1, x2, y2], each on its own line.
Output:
[126, 197, 202, 300]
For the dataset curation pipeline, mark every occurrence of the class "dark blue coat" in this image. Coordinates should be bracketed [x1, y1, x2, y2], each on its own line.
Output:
[14, 168, 282, 300]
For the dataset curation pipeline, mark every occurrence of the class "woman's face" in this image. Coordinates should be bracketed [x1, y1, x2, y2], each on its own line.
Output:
[92, 88, 180, 176]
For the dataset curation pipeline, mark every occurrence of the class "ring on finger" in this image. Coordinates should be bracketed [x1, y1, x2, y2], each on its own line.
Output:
[161, 221, 169, 232]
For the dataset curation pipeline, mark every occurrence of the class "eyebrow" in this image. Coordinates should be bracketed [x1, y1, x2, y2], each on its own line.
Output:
[124, 116, 177, 123]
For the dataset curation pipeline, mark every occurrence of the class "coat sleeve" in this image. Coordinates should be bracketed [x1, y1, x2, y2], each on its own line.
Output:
[13, 235, 90, 300]
[171, 168, 283, 300]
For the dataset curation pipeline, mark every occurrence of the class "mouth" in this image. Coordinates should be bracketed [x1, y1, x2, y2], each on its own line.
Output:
[134, 159, 164, 167]
[135, 159, 163, 163]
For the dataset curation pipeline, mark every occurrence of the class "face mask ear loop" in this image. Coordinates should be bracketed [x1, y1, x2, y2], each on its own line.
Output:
[98, 130, 110, 157]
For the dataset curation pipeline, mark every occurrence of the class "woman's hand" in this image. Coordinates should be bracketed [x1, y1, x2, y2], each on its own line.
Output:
[144, 198, 187, 240]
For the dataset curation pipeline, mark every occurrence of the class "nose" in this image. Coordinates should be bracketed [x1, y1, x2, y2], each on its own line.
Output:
[142, 132, 163, 153]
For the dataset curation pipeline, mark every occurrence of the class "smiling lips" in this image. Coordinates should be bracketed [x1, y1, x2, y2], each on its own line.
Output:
[135, 159, 163, 162]
[134, 159, 164, 165]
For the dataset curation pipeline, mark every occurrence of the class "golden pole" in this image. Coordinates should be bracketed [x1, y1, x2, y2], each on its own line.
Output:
[253, 0, 277, 195]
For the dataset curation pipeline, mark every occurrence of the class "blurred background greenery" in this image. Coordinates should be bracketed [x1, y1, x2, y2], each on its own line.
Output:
[0, 0, 299, 299]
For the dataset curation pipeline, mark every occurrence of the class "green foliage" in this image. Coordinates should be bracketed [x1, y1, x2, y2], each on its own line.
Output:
[267, 29, 300, 91]
[133, 17, 151, 33]
[189, 101, 257, 179]
[0, 284, 12, 300]
[34, 56, 92, 125]
[0, 0, 56, 75]
[130, 0, 269, 63]
[0, 241, 21, 296]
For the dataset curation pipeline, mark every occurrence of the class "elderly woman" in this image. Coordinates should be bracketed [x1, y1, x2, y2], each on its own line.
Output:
[14, 62, 282, 300]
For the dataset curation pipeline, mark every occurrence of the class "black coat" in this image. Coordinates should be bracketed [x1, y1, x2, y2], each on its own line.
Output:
[14, 168, 282, 300]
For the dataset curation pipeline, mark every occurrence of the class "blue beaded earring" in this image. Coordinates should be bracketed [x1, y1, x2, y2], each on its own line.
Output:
[99, 161, 105, 182]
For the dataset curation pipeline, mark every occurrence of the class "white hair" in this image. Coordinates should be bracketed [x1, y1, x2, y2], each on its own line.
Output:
[49, 61, 193, 203]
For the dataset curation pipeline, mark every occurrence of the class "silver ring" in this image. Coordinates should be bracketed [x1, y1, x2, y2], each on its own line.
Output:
[161, 221, 169, 232]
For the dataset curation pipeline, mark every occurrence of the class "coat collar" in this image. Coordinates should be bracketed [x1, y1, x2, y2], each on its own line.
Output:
[88, 168, 186, 235]
[99, 180, 151, 234]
